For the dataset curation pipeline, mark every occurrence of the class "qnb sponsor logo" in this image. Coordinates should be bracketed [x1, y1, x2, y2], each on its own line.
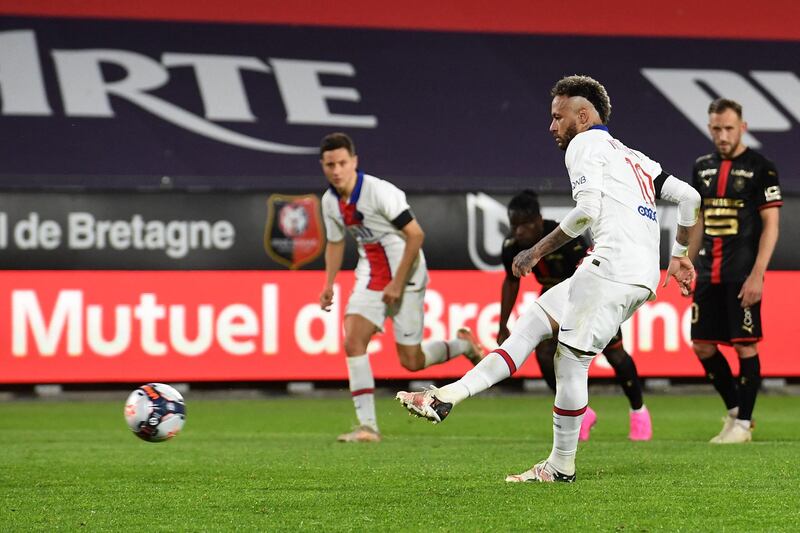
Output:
[0, 30, 377, 154]
[642, 68, 800, 148]
[11, 287, 282, 357]
[637, 205, 657, 221]
[570, 176, 587, 189]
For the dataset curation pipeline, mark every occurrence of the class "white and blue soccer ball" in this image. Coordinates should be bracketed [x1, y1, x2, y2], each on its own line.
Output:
[124, 383, 186, 442]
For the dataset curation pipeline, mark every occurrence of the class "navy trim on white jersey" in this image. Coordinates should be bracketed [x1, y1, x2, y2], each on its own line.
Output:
[328, 170, 365, 204]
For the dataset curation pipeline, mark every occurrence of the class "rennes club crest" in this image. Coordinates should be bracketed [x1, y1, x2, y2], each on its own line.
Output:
[264, 194, 324, 269]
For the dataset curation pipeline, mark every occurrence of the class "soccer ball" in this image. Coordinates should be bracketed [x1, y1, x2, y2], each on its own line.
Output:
[124, 383, 186, 442]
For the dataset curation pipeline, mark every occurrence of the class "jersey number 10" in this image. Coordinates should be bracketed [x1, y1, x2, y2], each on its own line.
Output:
[625, 158, 656, 206]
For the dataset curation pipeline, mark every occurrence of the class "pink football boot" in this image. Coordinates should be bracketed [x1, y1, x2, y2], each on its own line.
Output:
[629, 406, 653, 441]
[578, 406, 597, 441]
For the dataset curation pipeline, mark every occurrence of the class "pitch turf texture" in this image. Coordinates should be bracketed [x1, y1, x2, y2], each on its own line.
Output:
[2, 394, 799, 531]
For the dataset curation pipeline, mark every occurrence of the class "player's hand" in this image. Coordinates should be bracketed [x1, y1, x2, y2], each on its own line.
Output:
[663, 256, 695, 296]
[512, 248, 540, 277]
[320, 286, 334, 311]
[738, 273, 764, 308]
[382, 280, 403, 306]
[496, 326, 510, 346]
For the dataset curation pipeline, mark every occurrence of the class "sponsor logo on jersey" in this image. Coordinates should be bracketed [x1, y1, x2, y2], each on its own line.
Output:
[698, 168, 718, 178]
[264, 194, 324, 269]
[765, 185, 783, 202]
[637, 205, 658, 221]
[730, 169, 754, 178]
[733, 176, 746, 192]
[570, 176, 587, 189]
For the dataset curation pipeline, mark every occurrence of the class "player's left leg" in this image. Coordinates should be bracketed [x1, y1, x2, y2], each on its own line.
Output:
[720, 342, 760, 444]
[392, 289, 484, 371]
[507, 271, 651, 483]
[712, 288, 763, 444]
[603, 335, 651, 441]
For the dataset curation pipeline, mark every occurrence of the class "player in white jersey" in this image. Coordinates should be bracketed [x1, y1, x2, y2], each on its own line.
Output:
[398, 76, 701, 482]
[318, 133, 485, 443]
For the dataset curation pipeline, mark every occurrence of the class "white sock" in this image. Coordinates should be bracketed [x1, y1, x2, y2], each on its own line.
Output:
[345, 354, 377, 431]
[437, 304, 553, 405]
[421, 339, 470, 367]
[631, 405, 647, 413]
[735, 419, 751, 430]
[727, 407, 739, 419]
[547, 343, 593, 476]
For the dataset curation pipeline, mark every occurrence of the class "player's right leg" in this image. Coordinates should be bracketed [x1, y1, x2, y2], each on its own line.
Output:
[396, 300, 558, 423]
[338, 289, 386, 443]
[691, 282, 740, 443]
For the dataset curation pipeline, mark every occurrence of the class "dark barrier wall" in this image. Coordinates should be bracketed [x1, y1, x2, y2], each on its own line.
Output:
[1, 191, 799, 270]
[0, 18, 799, 192]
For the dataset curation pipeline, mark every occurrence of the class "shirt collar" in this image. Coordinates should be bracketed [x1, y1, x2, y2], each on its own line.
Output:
[328, 170, 364, 203]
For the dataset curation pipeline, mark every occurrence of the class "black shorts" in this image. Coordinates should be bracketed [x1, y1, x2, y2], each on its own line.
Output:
[605, 328, 624, 350]
[691, 281, 762, 345]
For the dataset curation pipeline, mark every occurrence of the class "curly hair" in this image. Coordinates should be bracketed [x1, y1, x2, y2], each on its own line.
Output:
[508, 189, 540, 219]
[550, 75, 612, 124]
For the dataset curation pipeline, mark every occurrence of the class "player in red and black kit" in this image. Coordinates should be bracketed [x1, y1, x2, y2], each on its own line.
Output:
[689, 98, 782, 444]
[498, 190, 652, 441]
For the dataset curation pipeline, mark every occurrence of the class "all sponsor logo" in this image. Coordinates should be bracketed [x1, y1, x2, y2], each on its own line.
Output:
[264, 194, 324, 269]
[637, 205, 658, 221]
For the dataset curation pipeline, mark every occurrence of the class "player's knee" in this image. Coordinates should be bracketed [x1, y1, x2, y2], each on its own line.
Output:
[603, 346, 627, 367]
[692, 342, 717, 359]
[733, 342, 757, 358]
[396, 346, 424, 371]
[343, 337, 369, 356]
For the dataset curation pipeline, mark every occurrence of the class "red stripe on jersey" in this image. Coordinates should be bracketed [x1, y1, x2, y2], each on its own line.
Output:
[553, 405, 588, 417]
[338, 200, 361, 226]
[351, 388, 374, 397]
[710, 237, 723, 284]
[363, 243, 393, 290]
[759, 201, 783, 210]
[716, 160, 732, 196]
[494, 348, 517, 374]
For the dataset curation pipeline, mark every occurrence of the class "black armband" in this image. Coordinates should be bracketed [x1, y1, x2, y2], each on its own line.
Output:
[391, 209, 414, 229]
[653, 171, 669, 200]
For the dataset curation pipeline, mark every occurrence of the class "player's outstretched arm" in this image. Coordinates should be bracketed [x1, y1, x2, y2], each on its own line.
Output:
[321, 239, 345, 311]
[513, 189, 599, 277]
[655, 174, 701, 296]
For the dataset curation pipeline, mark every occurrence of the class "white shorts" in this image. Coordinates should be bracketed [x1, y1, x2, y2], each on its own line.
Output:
[536, 267, 651, 353]
[345, 288, 425, 345]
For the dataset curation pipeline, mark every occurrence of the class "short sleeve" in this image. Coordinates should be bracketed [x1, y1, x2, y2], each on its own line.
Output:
[564, 134, 603, 201]
[321, 195, 345, 242]
[374, 179, 411, 222]
[756, 158, 783, 210]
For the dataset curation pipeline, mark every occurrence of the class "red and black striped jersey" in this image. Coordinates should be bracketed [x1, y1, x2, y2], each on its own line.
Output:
[692, 148, 782, 284]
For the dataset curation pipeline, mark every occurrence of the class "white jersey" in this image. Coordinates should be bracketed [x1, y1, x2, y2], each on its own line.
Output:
[565, 126, 662, 292]
[322, 172, 428, 292]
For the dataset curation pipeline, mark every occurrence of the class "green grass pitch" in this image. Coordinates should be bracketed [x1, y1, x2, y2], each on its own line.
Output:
[1, 393, 799, 531]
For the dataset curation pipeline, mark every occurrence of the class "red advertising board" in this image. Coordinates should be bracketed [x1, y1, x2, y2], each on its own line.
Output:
[0, 270, 796, 383]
